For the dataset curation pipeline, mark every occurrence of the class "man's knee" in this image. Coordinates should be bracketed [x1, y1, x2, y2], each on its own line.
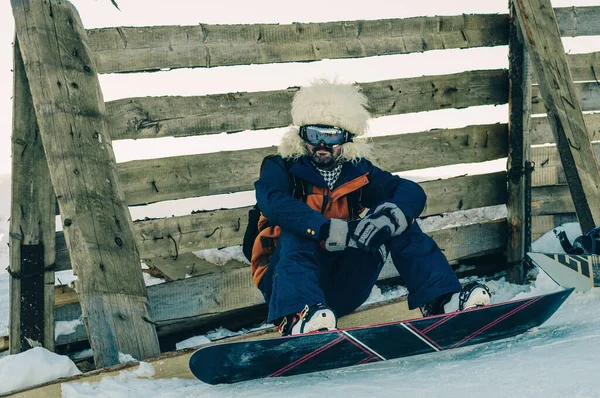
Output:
[389, 223, 429, 250]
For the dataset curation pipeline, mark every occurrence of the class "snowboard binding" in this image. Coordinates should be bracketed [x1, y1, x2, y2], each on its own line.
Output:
[554, 226, 600, 255]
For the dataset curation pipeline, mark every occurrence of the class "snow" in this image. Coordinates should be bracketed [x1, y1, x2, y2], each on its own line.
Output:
[55, 318, 84, 339]
[532, 222, 583, 254]
[3, 219, 595, 397]
[0, 347, 81, 395]
[61, 370, 197, 398]
[3, 221, 593, 397]
[193, 246, 250, 266]
[55, 270, 78, 287]
[142, 272, 167, 287]
[35, 282, 600, 398]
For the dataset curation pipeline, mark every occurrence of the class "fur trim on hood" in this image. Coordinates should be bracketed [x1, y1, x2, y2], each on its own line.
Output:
[278, 79, 372, 160]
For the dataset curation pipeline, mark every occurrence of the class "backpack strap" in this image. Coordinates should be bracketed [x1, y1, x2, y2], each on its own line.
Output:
[282, 156, 304, 201]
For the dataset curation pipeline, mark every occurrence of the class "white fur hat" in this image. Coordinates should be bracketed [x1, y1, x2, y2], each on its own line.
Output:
[278, 79, 372, 160]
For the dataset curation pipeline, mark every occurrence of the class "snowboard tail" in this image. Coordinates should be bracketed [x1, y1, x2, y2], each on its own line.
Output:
[190, 288, 573, 384]
[527, 252, 600, 291]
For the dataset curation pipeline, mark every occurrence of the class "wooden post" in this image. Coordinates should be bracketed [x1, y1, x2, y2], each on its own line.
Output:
[11, 0, 160, 367]
[513, 0, 600, 234]
[9, 38, 56, 353]
[506, 2, 532, 284]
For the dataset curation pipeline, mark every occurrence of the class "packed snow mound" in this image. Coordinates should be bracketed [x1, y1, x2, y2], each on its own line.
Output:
[61, 362, 198, 398]
[0, 347, 81, 394]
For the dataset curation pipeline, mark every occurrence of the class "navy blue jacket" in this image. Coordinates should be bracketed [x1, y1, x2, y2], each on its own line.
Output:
[254, 155, 426, 241]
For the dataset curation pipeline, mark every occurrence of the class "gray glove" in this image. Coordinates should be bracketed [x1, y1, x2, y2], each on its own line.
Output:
[324, 219, 350, 252]
[348, 213, 394, 252]
[372, 202, 408, 237]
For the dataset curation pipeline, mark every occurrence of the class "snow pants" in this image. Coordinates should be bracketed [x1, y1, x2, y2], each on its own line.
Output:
[258, 222, 462, 322]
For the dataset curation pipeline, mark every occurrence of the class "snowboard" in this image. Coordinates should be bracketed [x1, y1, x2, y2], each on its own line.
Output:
[189, 288, 573, 384]
[527, 252, 600, 291]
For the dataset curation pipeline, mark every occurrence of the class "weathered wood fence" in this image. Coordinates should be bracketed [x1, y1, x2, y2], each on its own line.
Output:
[8, 0, 600, 368]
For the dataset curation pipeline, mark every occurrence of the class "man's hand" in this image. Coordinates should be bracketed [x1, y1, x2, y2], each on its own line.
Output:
[372, 202, 408, 236]
[348, 213, 394, 252]
[324, 219, 351, 252]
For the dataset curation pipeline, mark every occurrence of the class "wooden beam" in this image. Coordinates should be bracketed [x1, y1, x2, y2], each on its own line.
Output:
[53, 172, 507, 272]
[514, 0, 600, 234]
[553, 6, 600, 37]
[531, 113, 600, 145]
[531, 185, 574, 215]
[52, 172, 508, 270]
[106, 70, 508, 141]
[133, 173, 508, 261]
[11, 0, 160, 367]
[532, 82, 600, 115]
[529, 143, 600, 215]
[9, 38, 56, 353]
[529, 144, 600, 188]
[100, 53, 597, 142]
[53, 220, 507, 348]
[113, 124, 508, 207]
[0, 335, 8, 352]
[531, 145, 564, 186]
[506, 2, 532, 283]
[556, 52, 600, 83]
[87, 14, 509, 74]
[82, 7, 600, 74]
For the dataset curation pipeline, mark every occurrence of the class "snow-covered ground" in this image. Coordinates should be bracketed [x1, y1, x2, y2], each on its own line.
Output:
[1, 221, 598, 397]
[60, 284, 600, 398]
[2, 0, 600, 395]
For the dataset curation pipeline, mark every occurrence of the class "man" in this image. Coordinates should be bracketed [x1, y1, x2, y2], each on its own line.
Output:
[250, 79, 491, 336]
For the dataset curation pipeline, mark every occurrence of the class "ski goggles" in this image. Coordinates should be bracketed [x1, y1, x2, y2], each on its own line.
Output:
[299, 124, 354, 147]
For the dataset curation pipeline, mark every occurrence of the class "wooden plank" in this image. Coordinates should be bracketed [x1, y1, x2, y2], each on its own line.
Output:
[11, 0, 160, 367]
[134, 172, 508, 262]
[53, 220, 507, 348]
[531, 214, 578, 241]
[101, 53, 596, 142]
[531, 52, 600, 84]
[562, 52, 600, 83]
[531, 113, 600, 145]
[116, 123, 508, 207]
[87, 14, 510, 74]
[531, 145, 563, 186]
[83, 8, 600, 74]
[515, 0, 600, 234]
[9, 38, 56, 353]
[0, 335, 9, 352]
[52, 172, 508, 270]
[506, 3, 532, 283]
[106, 70, 508, 141]
[530, 142, 600, 187]
[532, 215, 556, 242]
[531, 185, 574, 216]
[54, 285, 79, 308]
[421, 172, 508, 215]
[5, 297, 419, 398]
[531, 82, 600, 115]
[554, 6, 600, 37]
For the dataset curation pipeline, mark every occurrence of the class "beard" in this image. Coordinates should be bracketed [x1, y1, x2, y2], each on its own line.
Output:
[309, 146, 338, 170]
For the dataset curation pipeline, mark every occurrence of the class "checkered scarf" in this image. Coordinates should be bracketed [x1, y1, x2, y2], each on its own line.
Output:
[315, 163, 343, 190]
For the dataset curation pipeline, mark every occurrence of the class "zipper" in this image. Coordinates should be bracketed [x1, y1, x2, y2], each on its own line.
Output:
[321, 190, 329, 214]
